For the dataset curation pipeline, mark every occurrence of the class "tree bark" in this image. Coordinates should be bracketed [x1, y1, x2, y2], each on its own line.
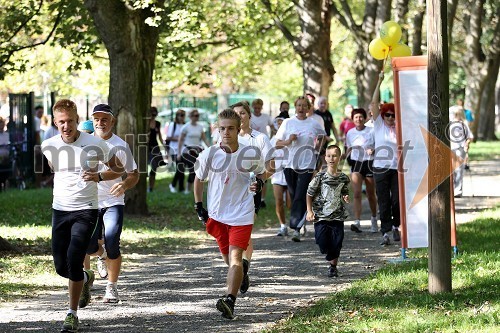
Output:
[84, 0, 163, 214]
[478, 56, 500, 140]
[295, 0, 335, 97]
[411, 0, 426, 56]
[261, 0, 335, 98]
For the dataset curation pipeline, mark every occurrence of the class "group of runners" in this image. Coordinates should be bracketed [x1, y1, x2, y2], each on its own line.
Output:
[43, 71, 407, 331]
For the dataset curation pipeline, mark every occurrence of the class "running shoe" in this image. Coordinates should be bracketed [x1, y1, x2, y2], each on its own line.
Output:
[61, 313, 78, 332]
[103, 283, 119, 303]
[380, 233, 390, 246]
[169, 184, 177, 193]
[216, 296, 235, 319]
[79, 269, 94, 308]
[350, 223, 362, 233]
[393, 228, 401, 242]
[370, 217, 378, 233]
[328, 265, 339, 278]
[291, 230, 301, 242]
[240, 259, 250, 294]
[97, 246, 108, 279]
[276, 225, 288, 237]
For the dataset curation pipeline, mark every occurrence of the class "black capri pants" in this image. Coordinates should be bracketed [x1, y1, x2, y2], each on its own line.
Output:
[52, 209, 98, 281]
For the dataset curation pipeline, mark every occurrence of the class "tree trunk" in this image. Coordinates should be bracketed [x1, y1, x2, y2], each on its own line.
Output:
[411, 0, 426, 56]
[478, 56, 500, 140]
[295, 0, 335, 97]
[84, 0, 162, 214]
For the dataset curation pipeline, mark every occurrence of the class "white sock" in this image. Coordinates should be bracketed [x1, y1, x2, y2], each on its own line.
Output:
[281, 224, 287, 228]
[107, 281, 117, 288]
[67, 309, 77, 317]
[354, 220, 360, 226]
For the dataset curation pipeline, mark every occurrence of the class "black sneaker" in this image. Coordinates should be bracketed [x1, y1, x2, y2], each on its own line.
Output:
[216, 296, 235, 319]
[380, 233, 390, 246]
[392, 229, 401, 242]
[260, 200, 267, 209]
[328, 265, 338, 277]
[240, 259, 250, 294]
[350, 223, 362, 233]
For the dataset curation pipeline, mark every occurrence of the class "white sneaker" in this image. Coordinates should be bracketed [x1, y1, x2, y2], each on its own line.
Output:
[103, 283, 119, 303]
[370, 217, 378, 233]
[169, 184, 177, 193]
[291, 230, 301, 242]
[276, 225, 288, 236]
[96, 246, 108, 278]
[183, 189, 190, 195]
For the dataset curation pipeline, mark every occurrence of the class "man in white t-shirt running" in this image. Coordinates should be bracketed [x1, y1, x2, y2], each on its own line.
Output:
[250, 98, 273, 137]
[194, 109, 265, 320]
[85, 104, 139, 304]
[41, 99, 124, 333]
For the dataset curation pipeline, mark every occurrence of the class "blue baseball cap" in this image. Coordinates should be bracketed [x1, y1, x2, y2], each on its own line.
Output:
[78, 120, 94, 133]
[92, 104, 114, 116]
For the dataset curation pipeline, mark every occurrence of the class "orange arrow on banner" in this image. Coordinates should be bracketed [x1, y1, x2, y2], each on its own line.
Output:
[409, 125, 465, 209]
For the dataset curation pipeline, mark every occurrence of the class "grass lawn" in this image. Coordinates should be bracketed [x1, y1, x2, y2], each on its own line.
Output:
[468, 141, 500, 161]
[264, 206, 500, 333]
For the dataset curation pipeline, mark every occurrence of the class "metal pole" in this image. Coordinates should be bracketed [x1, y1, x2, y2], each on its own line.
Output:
[427, 0, 452, 293]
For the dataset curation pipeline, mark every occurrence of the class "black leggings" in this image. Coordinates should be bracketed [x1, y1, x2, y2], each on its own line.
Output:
[284, 168, 314, 230]
[52, 209, 98, 281]
[179, 146, 202, 185]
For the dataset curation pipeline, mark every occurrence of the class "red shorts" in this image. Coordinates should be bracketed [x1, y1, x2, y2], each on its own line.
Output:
[205, 218, 253, 255]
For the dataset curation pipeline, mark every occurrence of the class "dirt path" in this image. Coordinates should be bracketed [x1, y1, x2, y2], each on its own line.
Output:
[1, 159, 498, 333]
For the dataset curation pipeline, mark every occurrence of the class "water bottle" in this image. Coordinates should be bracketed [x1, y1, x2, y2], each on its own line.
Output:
[248, 172, 256, 196]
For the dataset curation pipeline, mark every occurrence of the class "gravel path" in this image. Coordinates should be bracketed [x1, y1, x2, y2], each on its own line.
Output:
[1, 159, 498, 333]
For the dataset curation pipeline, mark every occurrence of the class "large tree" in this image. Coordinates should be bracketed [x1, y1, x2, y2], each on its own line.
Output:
[449, 0, 500, 140]
[261, 0, 335, 97]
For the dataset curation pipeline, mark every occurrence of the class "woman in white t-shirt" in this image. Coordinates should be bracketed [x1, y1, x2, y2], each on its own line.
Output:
[275, 96, 326, 242]
[166, 109, 186, 193]
[177, 109, 210, 194]
[449, 107, 473, 197]
[371, 72, 400, 246]
[345, 108, 378, 233]
[271, 117, 291, 236]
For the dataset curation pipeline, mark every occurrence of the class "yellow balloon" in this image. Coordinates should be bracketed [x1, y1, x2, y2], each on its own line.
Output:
[390, 43, 412, 58]
[369, 38, 390, 60]
[380, 21, 402, 46]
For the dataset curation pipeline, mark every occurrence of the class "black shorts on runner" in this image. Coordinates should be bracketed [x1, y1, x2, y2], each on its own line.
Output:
[350, 160, 374, 177]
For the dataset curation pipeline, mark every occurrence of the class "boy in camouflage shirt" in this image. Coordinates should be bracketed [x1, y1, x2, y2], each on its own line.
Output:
[306, 145, 350, 277]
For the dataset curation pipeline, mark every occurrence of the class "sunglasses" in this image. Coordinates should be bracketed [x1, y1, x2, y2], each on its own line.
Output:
[191, 114, 200, 118]
[177, 114, 185, 117]
[384, 113, 396, 118]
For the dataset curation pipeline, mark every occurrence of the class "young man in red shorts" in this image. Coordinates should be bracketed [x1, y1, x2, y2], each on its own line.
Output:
[194, 108, 264, 319]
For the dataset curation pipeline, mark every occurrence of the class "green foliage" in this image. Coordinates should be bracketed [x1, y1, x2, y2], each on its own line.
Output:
[264, 207, 500, 333]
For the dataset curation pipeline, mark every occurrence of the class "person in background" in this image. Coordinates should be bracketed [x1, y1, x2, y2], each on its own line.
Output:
[275, 96, 326, 242]
[148, 106, 167, 192]
[370, 72, 401, 246]
[339, 104, 356, 144]
[315, 97, 339, 142]
[167, 109, 186, 193]
[250, 98, 273, 137]
[449, 107, 473, 197]
[305, 93, 325, 130]
[271, 117, 291, 236]
[277, 101, 290, 119]
[306, 145, 350, 278]
[34, 105, 44, 188]
[0, 117, 9, 190]
[177, 109, 210, 194]
[344, 108, 378, 233]
[77, 120, 94, 134]
[450, 99, 473, 170]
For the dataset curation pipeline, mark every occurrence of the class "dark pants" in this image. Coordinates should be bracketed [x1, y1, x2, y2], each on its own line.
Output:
[52, 209, 98, 281]
[87, 205, 124, 259]
[314, 220, 344, 261]
[179, 146, 202, 185]
[284, 168, 314, 230]
[373, 167, 400, 234]
[171, 154, 185, 191]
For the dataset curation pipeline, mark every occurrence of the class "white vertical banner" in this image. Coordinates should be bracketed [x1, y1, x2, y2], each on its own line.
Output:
[397, 69, 428, 248]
